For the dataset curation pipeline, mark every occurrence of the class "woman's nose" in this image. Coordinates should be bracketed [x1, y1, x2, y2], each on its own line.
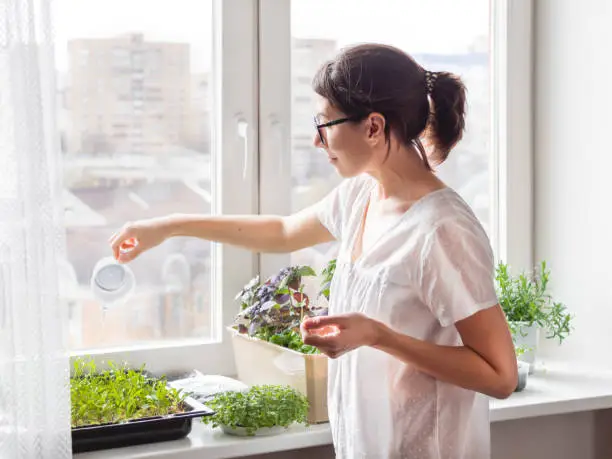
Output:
[313, 131, 323, 148]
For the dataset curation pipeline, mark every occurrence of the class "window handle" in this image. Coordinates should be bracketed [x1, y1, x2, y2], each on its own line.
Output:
[236, 117, 252, 180]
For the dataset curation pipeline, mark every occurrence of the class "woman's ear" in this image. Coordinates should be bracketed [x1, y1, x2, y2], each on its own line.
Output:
[366, 112, 386, 145]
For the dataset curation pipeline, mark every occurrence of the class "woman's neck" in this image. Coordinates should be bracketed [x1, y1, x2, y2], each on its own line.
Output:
[367, 143, 446, 202]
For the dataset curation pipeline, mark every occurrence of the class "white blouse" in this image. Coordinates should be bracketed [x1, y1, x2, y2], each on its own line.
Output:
[316, 174, 498, 459]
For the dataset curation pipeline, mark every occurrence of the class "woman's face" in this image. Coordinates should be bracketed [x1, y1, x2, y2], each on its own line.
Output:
[313, 96, 385, 178]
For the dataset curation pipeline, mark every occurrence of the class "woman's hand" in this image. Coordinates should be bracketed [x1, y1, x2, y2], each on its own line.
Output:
[109, 217, 173, 263]
[300, 313, 385, 359]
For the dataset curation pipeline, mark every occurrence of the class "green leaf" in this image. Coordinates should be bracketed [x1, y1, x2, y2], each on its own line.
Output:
[296, 266, 316, 278]
[497, 260, 573, 344]
[201, 385, 309, 435]
[70, 357, 188, 428]
[318, 259, 336, 300]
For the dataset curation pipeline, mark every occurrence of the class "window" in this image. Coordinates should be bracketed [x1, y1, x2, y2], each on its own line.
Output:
[54, 0, 258, 375]
[259, 0, 533, 279]
[51, 0, 531, 375]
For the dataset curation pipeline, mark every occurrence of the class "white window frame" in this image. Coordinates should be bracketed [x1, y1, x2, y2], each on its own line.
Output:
[70, 0, 259, 377]
[69, 0, 535, 377]
[259, 0, 535, 275]
[491, 0, 534, 272]
[258, 0, 292, 279]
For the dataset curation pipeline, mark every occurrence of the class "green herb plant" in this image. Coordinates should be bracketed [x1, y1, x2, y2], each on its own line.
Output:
[256, 327, 320, 354]
[234, 265, 326, 354]
[514, 344, 531, 359]
[496, 260, 572, 343]
[201, 385, 309, 436]
[70, 358, 187, 428]
[319, 258, 337, 301]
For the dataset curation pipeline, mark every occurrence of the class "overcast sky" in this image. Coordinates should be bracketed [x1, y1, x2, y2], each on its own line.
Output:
[52, 0, 488, 72]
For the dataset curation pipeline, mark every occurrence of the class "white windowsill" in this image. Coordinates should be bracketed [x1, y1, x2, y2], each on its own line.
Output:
[489, 361, 612, 422]
[76, 362, 612, 459]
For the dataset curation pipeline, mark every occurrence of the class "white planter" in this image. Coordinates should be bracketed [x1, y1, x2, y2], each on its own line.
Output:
[511, 321, 539, 374]
[515, 360, 529, 392]
[227, 327, 329, 423]
[221, 424, 288, 437]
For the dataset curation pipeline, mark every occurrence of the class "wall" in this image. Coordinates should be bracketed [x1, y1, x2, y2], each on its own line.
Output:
[247, 411, 607, 459]
[492, 412, 596, 459]
[485, 0, 612, 458]
[534, 0, 612, 367]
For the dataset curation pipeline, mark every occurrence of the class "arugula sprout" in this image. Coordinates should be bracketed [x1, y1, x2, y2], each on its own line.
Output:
[70, 357, 187, 428]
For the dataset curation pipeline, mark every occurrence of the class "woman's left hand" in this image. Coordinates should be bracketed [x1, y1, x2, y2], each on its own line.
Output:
[300, 313, 385, 359]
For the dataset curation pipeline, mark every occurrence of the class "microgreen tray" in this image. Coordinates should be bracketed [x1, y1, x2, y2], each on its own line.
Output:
[71, 395, 214, 453]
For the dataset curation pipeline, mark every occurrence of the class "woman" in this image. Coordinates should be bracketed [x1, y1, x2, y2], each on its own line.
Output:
[110, 44, 517, 459]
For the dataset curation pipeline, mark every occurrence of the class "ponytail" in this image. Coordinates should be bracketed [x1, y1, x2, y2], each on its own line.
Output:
[425, 71, 467, 165]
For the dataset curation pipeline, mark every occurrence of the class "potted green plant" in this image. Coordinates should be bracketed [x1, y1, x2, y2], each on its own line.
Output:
[228, 265, 329, 423]
[496, 260, 572, 374]
[201, 385, 309, 436]
[70, 358, 213, 453]
[233, 265, 327, 347]
[514, 345, 530, 392]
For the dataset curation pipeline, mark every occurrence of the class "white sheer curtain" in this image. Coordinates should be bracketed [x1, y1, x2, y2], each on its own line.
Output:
[0, 0, 71, 457]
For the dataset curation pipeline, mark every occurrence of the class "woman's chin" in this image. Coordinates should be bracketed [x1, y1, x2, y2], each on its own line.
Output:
[333, 165, 361, 179]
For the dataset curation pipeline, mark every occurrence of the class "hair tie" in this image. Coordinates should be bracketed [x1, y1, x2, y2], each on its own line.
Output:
[424, 70, 438, 94]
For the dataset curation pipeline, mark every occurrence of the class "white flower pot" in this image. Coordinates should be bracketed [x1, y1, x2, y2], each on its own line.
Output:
[515, 360, 529, 392]
[511, 321, 539, 374]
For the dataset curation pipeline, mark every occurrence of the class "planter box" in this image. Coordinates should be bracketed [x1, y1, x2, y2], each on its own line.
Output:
[228, 327, 328, 423]
[71, 394, 214, 453]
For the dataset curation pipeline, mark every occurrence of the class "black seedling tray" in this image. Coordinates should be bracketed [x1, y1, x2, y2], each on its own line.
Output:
[71, 395, 214, 453]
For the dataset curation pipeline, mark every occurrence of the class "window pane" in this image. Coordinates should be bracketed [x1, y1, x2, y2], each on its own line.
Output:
[290, 0, 491, 272]
[54, 0, 215, 350]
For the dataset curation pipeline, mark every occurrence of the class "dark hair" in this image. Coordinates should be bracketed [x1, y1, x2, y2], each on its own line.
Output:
[312, 43, 466, 169]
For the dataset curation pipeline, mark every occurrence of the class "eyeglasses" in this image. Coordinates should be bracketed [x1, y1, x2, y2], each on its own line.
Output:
[314, 115, 364, 145]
